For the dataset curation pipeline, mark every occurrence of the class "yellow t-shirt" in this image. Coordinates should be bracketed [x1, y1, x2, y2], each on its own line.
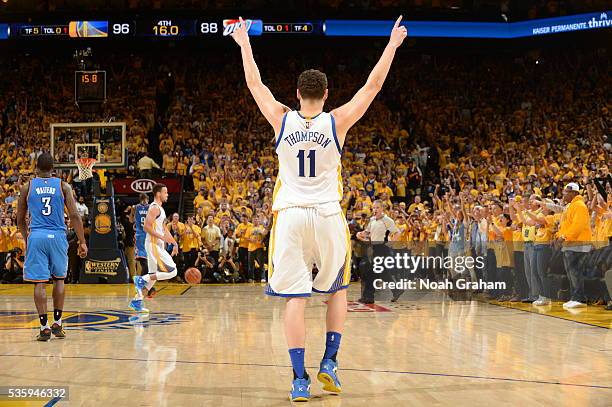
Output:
[395, 177, 407, 197]
[493, 226, 514, 268]
[0, 227, 10, 252]
[245, 225, 265, 251]
[8, 226, 18, 251]
[198, 200, 216, 218]
[166, 222, 186, 240]
[176, 158, 188, 176]
[356, 195, 372, 208]
[408, 203, 424, 213]
[191, 163, 206, 180]
[14, 232, 25, 253]
[376, 184, 394, 198]
[594, 209, 612, 246]
[534, 214, 555, 243]
[180, 224, 201, 252]
[520, 210, 539, 242]
[163, 155, 177, 172]
[512, 229, 524, 252]
[235, 222, 253, 249]
[214, 210, 233, 224]
[193, 195, 207, 209]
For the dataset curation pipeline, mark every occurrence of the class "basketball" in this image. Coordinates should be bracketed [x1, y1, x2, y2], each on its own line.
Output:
[185, 267, 201, 285]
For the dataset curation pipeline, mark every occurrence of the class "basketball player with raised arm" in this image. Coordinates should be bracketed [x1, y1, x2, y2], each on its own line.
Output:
[231, 16, 407, 401]
[16, 153, 88, 341]
[129, 184, 178, 313]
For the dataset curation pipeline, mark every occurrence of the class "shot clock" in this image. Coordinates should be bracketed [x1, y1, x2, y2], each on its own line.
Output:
[75, 71, 106, 105]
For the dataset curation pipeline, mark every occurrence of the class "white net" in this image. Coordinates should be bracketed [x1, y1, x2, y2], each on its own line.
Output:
[76, 158, 97, 181]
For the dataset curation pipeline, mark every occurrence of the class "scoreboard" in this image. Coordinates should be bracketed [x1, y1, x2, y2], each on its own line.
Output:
[0, 11, 609, 40]
[2, 19, 315, 39]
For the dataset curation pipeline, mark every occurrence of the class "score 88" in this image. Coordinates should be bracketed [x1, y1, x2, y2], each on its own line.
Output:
[200, 22, 219, 34]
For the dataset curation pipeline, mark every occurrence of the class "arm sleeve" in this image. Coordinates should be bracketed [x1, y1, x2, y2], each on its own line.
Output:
[365, 220, 373, 234]
[386, 216, 400, 234]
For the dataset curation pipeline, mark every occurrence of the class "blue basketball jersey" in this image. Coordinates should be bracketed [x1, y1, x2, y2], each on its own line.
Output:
[28, 177, 66, 232]
[135, 203, 149, 236]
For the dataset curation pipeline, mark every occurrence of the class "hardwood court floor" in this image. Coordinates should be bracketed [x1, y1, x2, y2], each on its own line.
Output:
[0, 284, 610, 407]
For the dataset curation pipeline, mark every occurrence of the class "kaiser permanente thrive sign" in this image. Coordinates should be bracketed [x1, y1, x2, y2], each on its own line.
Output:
[525, 12, 611, 37]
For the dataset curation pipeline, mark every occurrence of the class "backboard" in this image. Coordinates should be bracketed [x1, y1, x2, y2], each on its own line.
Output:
[50, 122, 127, 169]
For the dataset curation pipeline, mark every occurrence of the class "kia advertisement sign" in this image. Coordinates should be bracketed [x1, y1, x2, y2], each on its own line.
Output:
[130, 179, 156, 193]
[112, 178, 181, 195]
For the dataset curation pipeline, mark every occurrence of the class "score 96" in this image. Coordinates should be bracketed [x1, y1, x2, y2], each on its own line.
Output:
[111, 23, 134, 35]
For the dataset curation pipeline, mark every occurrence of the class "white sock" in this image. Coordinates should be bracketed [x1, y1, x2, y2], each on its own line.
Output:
[41, 324, 50, 331]
[54, 319, 62, 326]
[154, 268, 177, 281]
[142, 274, 151, 284]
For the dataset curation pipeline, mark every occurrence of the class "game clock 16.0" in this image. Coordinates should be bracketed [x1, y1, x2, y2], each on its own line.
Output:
[147, 20, 195, 36]
[153, 22, 179, 36]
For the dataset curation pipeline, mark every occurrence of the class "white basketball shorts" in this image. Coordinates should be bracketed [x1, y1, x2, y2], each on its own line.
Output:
[146, 240, 177, 274]
[265, 202, 352, 297]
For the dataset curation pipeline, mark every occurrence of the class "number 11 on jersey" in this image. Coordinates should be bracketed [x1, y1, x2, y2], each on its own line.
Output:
[297, 149, 316, 177]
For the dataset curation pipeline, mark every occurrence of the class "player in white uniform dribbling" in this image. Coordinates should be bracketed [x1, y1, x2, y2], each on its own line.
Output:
[129, 183, 178, 313]
[231, 16, 407, 401]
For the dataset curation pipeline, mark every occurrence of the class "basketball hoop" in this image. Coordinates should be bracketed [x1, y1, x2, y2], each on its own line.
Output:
[75, 157, 97, 181]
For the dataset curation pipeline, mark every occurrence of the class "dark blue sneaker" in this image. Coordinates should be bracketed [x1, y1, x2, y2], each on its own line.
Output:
[128, 299, 149, 313]
[317, 359, 341, 393]
[133, 275, 146, 298]
[290, 377, 311, 402]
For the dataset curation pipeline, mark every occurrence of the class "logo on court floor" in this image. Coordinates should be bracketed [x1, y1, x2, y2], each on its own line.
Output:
[323, 301, 392, 312]
[0, 310, 192, 331]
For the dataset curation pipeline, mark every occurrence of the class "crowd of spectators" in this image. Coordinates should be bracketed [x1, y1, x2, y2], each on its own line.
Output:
[0, 41, 609, 308]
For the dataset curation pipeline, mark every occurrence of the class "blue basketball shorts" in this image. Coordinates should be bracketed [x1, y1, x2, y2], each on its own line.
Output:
[24, 230, 69, 282]
[135, 233, 147, 259]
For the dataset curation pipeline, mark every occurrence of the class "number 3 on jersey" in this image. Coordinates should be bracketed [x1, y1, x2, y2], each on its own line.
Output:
[297, 149, 316, 177]
[41, 197, 52, 216]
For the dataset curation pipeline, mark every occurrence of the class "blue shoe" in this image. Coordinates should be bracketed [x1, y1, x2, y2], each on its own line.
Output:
[128, 299, 149, 313]
[133, 276, 146, 297]
[290, 377, 311, 402]
[317, 359, 341, 393]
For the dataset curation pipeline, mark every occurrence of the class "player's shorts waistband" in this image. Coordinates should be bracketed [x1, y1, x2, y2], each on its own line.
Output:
[29, 229, 67, 237]
[273, 201, 342, 216]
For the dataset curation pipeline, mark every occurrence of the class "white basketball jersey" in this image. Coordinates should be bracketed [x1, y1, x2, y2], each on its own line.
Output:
[272, 111, 343, 211]
[145, 201, 166, 247]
